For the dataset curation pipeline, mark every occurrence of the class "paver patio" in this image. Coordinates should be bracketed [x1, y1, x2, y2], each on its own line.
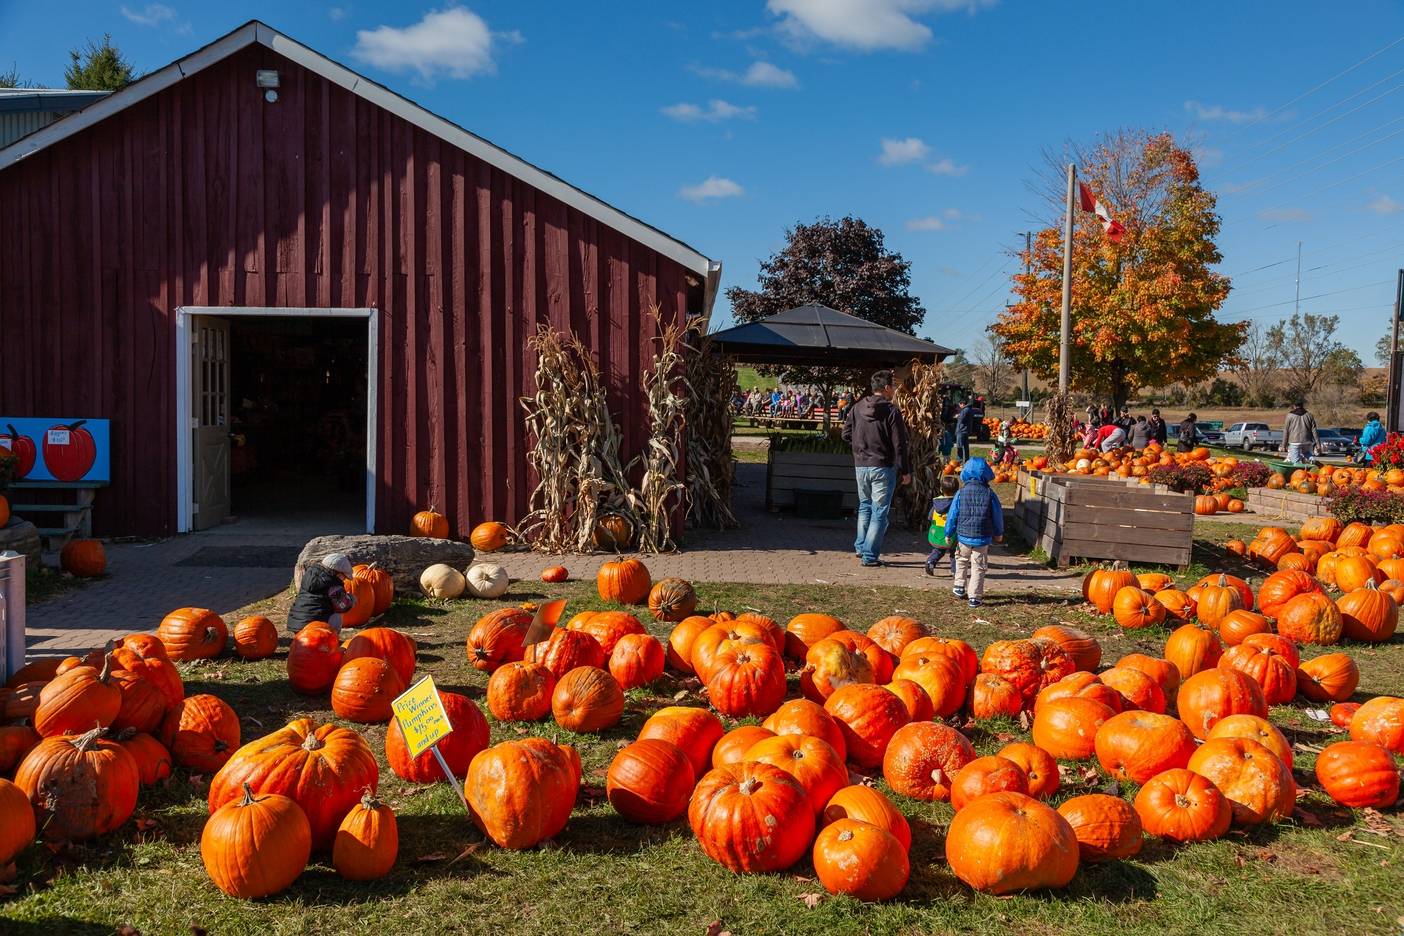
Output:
[22, 462, 1082, 654]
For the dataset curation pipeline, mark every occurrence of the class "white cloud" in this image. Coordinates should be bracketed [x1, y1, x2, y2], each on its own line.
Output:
[120, 3, 176, 26]
[906, 216, 946, 231]
[1184, 100, 1270, 124]
[742, 61, 799, 87]
[352, 7, 519, 82]
[662, 99, 757, 122]
[926, 157, 968, 176]
[1258, 207, 1311, 222]
[1368, 194, 1403, 215]
[693, 61, 799, 88]
[767, 0, 994, 52]
[878, 136, 930, 166]
[329, 6, 348, 20]
[679, 176, 744, 202]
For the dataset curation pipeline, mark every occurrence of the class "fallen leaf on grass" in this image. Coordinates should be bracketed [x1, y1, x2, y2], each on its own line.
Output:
[1017, 711, 1032, 731]
[447, 843, 483, 865]
[673, 690, 691, 702]
[116, 926, 141, 936]
[1294, 808, 1322, 828]
[791, 874, 815, 883]
[416, 851, 451, 863]
[704, 922, 730, 936]
[798, 892, 825, 909]
[1360, 809, 1395, 836]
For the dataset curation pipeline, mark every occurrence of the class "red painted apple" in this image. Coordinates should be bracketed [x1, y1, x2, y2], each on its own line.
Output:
[42, 421, 97, 482]
[0, 424, 36, 478]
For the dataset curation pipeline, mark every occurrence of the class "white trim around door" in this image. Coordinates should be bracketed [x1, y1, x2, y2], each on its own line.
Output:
[174, 306, 379, 534]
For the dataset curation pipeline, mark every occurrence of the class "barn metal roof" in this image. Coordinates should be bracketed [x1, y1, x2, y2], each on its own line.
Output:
[709, 303, 953, 366]
[0, 89, 111, 114]
[0, 21, 719, 284]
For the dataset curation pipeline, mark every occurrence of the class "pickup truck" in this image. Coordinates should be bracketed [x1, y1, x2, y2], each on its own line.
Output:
[1222, 422, 1284, 451]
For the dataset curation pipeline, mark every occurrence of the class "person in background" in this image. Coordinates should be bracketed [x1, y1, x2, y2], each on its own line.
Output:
[1129, 415, 1152, 450]
[946, 457, 1005, 608]
[842, 370, 911, 568]
[1282, 400, 1320, 463]
[1177, 413, 1199, 453]
[924, 474, 961, 577]
[770, 387, 782, 413]
[287, 553, 357, 634]
[954, 398, 978, 462]
[1095, 421, 1126, 452]
[1359, 411, 1386, 463]
[1116, 407, 1134, 434]
[1148, 408, 1168, 446]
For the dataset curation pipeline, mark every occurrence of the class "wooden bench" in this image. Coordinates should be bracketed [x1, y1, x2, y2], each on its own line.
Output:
[6, 480, 106, 548]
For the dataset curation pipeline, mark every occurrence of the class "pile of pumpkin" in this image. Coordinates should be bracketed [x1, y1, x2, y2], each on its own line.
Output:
[1265, 464, 1404, 497]
[983, 417, 1050, 441]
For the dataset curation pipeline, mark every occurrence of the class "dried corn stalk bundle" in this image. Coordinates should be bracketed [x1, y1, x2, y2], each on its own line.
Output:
[1043, 391, 1078, 468]
[893, 359, 945, 529]
[631, 311, 691, 553]
[682, 318, 738, 530]
[518, 325, 639, 552]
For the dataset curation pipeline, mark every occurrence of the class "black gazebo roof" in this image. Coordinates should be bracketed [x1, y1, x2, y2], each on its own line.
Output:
[709, 303, 953, 366]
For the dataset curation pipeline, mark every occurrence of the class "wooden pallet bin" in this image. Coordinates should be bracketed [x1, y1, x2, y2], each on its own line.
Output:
[1014, 470, 1194, 568]
[766, 450, 858, 511]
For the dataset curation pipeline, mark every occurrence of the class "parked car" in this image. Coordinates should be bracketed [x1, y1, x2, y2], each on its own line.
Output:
[1315, 428, 1355, 457]
[1199, 429, 1225, 446]
[1222, 422, 1284, 451]
[1326, 426, 1362, 445]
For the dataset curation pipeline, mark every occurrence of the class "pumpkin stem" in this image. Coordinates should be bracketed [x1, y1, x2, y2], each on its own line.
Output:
[361, 787, 382, 810]
[302, 732, 326, 752]
[738, 777, 762, 796]
[838, 829, 855, 843]
[96, 651, 114, 684]
[73, 725, 105, 753]
[1217, 574, 1229, 586]
[240, 781, 260, 807]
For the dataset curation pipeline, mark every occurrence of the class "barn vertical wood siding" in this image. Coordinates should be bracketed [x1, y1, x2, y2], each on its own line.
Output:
[0, 46, 697, 537]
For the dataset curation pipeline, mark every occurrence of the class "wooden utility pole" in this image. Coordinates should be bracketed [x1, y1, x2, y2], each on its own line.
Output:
[1058, 164, 1076, 393]
[1022, 231, 1032, 410]
[1389, 268, 1404, 432]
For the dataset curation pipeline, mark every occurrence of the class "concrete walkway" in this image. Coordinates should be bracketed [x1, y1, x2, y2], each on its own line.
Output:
[22, 463, 1080, 655]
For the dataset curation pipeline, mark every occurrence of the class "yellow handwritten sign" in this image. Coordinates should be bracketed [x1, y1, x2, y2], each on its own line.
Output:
[391, 675, 452, 760]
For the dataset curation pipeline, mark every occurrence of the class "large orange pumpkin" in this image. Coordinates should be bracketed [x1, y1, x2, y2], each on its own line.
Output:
[944, 792, 1079, 894]
[1275, 591, 1343, 645]
[890, 654, 966, 718]
[1206, 714, 1294, 769]
[233, 615, 279, 661]
[157, 608, 228, 661]
[1164, 623, 1222, 681]
[1314, 740, 1401, 808]
[1296, 652, 1360, 703]
[410, 509, 449, 538]
[1257, 570, 1323, 620]
[1094, 711, 1196, 783]
[1349, 696, 1404, 754]
[159, 693, 241, 773]
[596, 559, 651, 605]
[551, 666, 624, 733]
[330, 657, 406, 724]
[866, 616, 926, 657]
[687, 761, 814, 873]
[745, 734, 848, 817]
[1336, 580, 1399, 643]
[784, 613, 846, 659]
[606, 738, 695, 824]
[880, 722, 975, 801]
[343, 627, 417, 685]
[467, 609, 532, 673]
[1030, 624, 1101, 672]
[801, 637, 877, 702]
[1218, 609, 1272, 646]
[968, 673, 1025, 719]
[1133, 768, 1231, 842]
[287, 623, 345, 694]
[1217, 643, 1297, 705]
[666, 616, 715, 673]
[821, 785, 912, 851]
[705, 644, 787, 718]
[824, 684, 910, 768]
[465, 738, 580, 849]
[762, 699, 847, 763]
[1333, 554, 1384, 593]
[903, 636, 979, 684]
[1299, 516, 1343, 542]
[1112, 587, 1166, 630]
[1057, 793, 1142, 861]
[1153, 589, 1197, 623]
[949, 755, 1029, 811]
[1099, 665, 1166, 714]
[997, 741, 1060, 799]
[1185, 737, 1295, 826]
[980, 639, 1075, 705]
[1176, 668, 1268, 739]
[1035, 671, 1124, 715]
[485, 661, 555, 722]
[385, 690, 488, 783]
[1195, 575, 1244, 628]
[14, 727, 140, 841]
[1031, 697, 1114, 760]
[639, 706, 725, 777]
[201, 783, 312, 897]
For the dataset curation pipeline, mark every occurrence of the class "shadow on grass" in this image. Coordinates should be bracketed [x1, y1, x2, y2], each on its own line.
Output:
[0, 920, 109, 935]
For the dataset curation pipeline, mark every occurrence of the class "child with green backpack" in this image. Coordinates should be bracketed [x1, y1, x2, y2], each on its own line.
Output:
[924, 475, 960, 576]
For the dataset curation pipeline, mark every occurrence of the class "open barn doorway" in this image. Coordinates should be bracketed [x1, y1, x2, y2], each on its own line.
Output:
[176, 307, 378, 535]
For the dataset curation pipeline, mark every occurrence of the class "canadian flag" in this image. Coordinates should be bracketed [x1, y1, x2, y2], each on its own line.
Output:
[1078, 182, 1125, 242]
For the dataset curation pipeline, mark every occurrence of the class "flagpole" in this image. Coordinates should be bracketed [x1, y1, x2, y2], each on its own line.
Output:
[1058, 163, 1076, 394]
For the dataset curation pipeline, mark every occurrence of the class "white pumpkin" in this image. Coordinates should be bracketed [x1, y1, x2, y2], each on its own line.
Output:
[464, 562, 510, 599]
[420, 563, 467, 599]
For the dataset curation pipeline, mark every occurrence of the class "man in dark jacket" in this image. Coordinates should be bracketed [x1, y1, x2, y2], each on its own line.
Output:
[1177, 413, 1199, 453]
[1147, 408, 1168, 445]
[287, 552, 357, 633]
[842, 370, 911, 567]
[954, 399, 978, 462]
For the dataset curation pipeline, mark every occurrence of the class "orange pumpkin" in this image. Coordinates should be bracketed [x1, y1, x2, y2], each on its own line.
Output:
[880, 722, 974, 801]
[1133, 768, 1231, 842]
[1164, 623, 1222, 681]
[1336, 580, 1399, 643]
[1186, 737, 1295, 826]
[1083, 566, 1138, 613]
[944, 792, 1079, 894]
[1257, 570, 1323, 620]
[1094, 710, 1197, 783]
[1218, 609, 1272, 646]
[1057, 794, 1142, 861]
[1275, 591, 1343, 645]
[1296, 652, 1360, 703]
[1031, 697, 1115, 761]
[1176, 668, 1268, 739]
[1111, 587, 1165, 630]
[1217, 643, 1297, 705]
[1207, 714, 1294, 769]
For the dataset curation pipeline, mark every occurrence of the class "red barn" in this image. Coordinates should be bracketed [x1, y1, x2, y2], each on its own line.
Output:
[0, 21, 719, 538]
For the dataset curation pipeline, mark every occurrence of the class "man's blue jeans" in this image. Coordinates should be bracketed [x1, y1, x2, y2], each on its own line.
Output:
[854, 466, 897, 564]
[955, 431, 971, 462]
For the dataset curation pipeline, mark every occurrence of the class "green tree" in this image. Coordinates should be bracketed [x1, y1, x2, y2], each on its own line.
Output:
[65, 35, 135, 90]
[992, 130, 1241, 409]
[1265, 312, 1344, 400]
[726, 216, 925, 410]
[0, 63, 35, 88]
[1377, 328, 1393, 368]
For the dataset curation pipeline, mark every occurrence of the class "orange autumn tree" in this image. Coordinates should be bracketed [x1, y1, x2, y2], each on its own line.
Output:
[992, 130, 1242, 409]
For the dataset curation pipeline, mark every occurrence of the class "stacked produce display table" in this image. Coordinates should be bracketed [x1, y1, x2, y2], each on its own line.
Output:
[1011, 469, 1195, 569]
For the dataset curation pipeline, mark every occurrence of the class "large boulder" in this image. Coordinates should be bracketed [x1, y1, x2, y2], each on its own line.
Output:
[294, 534, 476, 594]
[0, 519, 42, 568]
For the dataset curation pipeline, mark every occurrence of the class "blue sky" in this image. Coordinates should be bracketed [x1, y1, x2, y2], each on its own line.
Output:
[4, 0, 1403, 361]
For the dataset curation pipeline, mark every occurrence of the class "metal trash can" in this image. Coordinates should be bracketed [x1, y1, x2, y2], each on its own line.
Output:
[0, 551, 26, 682]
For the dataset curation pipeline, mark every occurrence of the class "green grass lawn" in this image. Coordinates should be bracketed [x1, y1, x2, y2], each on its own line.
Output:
[4, 575, 1403, 936]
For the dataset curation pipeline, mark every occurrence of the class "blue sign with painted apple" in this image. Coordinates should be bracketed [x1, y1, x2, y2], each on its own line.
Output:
[0, 418, 110, 483]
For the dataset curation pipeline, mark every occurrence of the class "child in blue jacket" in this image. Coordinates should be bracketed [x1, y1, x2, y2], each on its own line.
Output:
[945, 458, 1004, 607]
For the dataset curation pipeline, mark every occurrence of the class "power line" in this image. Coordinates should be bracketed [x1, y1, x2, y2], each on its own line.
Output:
[1258, 152, 1404, 219]
[1228, 279, 1394, 315]
[1232, 79, 1404, 171]
[1228, 115, 1404, 194]
[1226, 32, 1404, 135]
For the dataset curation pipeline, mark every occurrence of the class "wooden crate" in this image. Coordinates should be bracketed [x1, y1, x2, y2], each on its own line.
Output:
[1015, 470, 1195, 568]
[766, 451, 857, 511]
[1247, 488, 1329, 524]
